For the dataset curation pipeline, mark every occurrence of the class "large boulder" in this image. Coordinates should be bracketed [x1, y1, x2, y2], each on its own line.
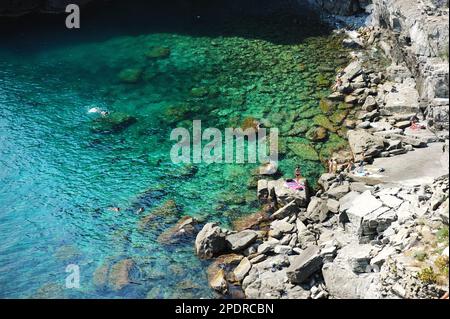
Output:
[242, 255, 310, 299]
[286, 245, 323, 284]
[195, 223, 228, 259]
[157, 216, 198, 245]
[267, 179, 309, 207]
[225, 230, 258, 252]
[322, 244, 381, 299]
[347, 130, 386, 161]
[302, 197, 330, 223]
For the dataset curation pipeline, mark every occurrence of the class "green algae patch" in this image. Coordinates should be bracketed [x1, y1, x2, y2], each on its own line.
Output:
[319, 98, 334, 114]
[306, 126, 328, 141]
[318, 133, 349, 161]
[118, 68, 143, 84]
[316, 74, 331, 88]
[330, 110, 349, 125]
[313, 114, 338, 132]
[287, 141, 320, 161]
[190, 87, 210, 98]
[145, 46, 171, 59]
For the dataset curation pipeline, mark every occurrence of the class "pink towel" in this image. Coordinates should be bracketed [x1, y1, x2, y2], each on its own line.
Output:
[285, 180, 304, 190]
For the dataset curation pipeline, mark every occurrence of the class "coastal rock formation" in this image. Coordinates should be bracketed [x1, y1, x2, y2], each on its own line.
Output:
[195, 223, 228, 259]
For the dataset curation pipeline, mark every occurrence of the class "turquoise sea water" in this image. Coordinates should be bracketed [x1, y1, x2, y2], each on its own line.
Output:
[0, 2, 350, 298]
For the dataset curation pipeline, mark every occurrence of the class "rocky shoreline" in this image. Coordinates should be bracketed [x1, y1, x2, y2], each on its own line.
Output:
[194, 0, 449, 299]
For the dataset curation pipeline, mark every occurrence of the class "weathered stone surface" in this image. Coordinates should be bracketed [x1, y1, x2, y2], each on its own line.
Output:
[286, 245, 323, 284]
[327, 198, 340, 213]
[209, 269, 227, 294]
[242, 255, 291, 299]
[345, 191, 384, 232]
[226, 230, 258, 252]
[195, 223, 227, 259]
[347, 130, 386, 161]
[362, 95, 378, 111]
[303, 197, 330, 223]
[327, 184, 350, 200]
[269, 219, 295, 239]
[267, 179, 309, 207]
[318, 173, 336, 191]
[271, 200, 299, 220]
[233, 257, 252, 282]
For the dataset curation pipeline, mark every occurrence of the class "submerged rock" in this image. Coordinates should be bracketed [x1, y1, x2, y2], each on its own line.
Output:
[157, 216, 198, 245]
[139, 199, 179, 230]
[91, 112, 137, 134]
[145, 46, 171, 59]
[118, 68, 143, 84]
[287, 142, 319, 161]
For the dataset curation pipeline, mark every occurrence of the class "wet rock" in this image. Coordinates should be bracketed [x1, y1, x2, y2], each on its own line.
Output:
[91, 112, 138, 134]
[118, 68, 142, 84]
[306, 126, 328, 141]
[233, 257, 252, 282]
[195, 223, 228, 259]
[190, 87, 209, 98]
[226, 230, 258, 252]
[145, 46, 171, 59]
[286, 245, 323, 284]
[139, 199, 179, 230]
[157, 216, 198, 245]
[209, 268, 227, 294]
[232, 211, 270, 231]
[108, 259, 137, 291]
[288, 142, 320, 161]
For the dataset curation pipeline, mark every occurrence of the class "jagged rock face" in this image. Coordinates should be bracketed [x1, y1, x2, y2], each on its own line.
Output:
[371, 0, 449, 130]
[303, 0, 371, 16]
[0, 0, 93, 16]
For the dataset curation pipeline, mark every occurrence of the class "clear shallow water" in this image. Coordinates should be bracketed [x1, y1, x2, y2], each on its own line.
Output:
[0, 2, 350, 298]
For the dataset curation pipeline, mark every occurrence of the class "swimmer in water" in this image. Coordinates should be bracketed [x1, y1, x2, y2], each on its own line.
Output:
[88, 107, 109, 117]
[108, 207, 121, 213]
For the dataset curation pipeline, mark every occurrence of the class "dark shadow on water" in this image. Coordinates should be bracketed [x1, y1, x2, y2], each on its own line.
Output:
[0, 0, 332, 54]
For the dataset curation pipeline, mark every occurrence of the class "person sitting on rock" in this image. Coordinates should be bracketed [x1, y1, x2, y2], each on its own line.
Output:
[294, 166, 302, 182]
[331, 159, 338, 174]
[345, 160, 356, 173]
[410, 114, 425, 130]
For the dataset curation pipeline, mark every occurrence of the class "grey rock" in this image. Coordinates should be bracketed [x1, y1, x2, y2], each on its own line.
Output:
[226, 230, 258, 252]
[286, 245, 323, 284]
[327, 184, 350, 200]
[195, 223, 228, 259]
